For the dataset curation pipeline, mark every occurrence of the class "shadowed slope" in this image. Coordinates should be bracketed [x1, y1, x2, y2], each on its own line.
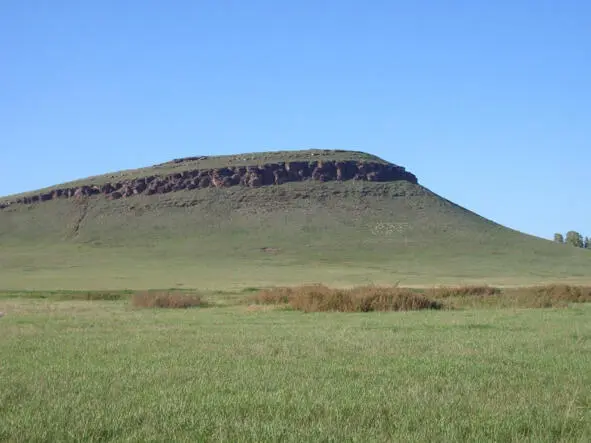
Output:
[1, 150, 590, 289]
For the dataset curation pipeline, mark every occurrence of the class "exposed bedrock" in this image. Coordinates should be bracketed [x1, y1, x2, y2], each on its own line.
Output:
[0, 160, 418, 208]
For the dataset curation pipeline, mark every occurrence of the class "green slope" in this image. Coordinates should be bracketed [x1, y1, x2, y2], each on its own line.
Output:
[1, 151, 590, 290]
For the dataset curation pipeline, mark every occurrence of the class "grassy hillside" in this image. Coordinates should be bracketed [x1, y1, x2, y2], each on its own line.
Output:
[1, 157, 590, 290]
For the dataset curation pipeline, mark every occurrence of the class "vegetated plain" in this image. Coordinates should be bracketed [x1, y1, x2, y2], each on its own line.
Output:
[2, 150, 591, 441]
[1, 289, 590, 442]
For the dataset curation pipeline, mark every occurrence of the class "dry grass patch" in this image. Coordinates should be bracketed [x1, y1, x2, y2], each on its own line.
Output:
[250, 284, 441, 312]
[431, 284, 591, 309]
[56, 291, 131, 301]
[429, 285, 501, 298]
[509, 284, 591, 308]
[251, 284, 591, 312]
[131, 291, 203, 309]
[530, 284, 591, 301]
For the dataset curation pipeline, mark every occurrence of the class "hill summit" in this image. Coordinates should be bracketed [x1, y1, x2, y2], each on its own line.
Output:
[1, 149, 590, 290]
[1, 150, 417, 208]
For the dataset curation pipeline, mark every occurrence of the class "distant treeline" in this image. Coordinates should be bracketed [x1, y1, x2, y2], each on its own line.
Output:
[554, 231, 590, 249]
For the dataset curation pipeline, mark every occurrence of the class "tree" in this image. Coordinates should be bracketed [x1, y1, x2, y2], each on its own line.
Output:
[585, 237, 591, 249]
[565, 231, 584, 248]
[554, 233, 564, 244]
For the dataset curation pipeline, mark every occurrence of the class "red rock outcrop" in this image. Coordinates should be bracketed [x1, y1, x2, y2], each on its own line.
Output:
[0, 160, 417, 209]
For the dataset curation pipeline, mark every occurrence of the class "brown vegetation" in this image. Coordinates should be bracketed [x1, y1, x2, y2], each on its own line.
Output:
[56, 291, 130, 301]
[509, 284, 591, 308]
[429, 285, 501, 298]
[25, 284, 589, 312]
[250, 284, 441, 312]
[250, 284, 591, 312]
[131, 291, 203, 309]
[430, 284, 591, 309]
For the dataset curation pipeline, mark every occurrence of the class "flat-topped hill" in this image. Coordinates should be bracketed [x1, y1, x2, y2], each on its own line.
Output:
[1, 149, 407, 205]
[1, 149, 590, 290]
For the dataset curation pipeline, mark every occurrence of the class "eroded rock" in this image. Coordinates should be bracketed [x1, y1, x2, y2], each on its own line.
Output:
[0, 160, 418, 209]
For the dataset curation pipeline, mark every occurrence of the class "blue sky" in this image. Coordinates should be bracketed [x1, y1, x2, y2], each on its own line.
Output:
[1, 1, 589, 239]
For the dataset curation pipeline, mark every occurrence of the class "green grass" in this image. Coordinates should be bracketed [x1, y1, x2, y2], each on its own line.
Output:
[3, 149, 591, 441]
[1, 296, 590, 442]
[2, 180, 591, 290]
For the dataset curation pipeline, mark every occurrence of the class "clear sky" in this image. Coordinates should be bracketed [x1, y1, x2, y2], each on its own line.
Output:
[1, 1, 589, 239]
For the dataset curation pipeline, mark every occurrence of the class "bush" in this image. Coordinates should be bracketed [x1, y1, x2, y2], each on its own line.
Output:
[250, 284, 440, 312]
[131, 291, 203, 309]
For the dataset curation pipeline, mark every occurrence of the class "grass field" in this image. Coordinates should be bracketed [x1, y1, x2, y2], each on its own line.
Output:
[1, 291, 591, 442]
[2, 181, 591, 290]
[2, 150, 591, 441]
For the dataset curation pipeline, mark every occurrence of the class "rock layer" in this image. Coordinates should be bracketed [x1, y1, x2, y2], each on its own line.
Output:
[0, 160, 417, 209]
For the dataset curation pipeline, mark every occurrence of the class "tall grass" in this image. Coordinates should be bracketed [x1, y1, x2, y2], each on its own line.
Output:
[429, 285, 501, 298]
[131, 291, 203, 309]
[5, 284, 591, 311]
[250, 284, 441, 312]
[250, 284, 591, 311]
[431, 284, 591, 309]
[509, 284, 591, 308]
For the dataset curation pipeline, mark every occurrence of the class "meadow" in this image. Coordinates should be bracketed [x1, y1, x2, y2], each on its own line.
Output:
[2, 153, 591, 441]
[1, 288, 590, 442]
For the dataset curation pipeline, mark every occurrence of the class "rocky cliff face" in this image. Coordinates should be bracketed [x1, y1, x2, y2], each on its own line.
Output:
[0, 160, 417, 209]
